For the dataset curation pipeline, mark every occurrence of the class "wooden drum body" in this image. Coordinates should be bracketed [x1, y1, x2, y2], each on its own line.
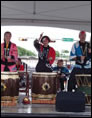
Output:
[1, 72, 20, 101]
[32, 72, 58, 99]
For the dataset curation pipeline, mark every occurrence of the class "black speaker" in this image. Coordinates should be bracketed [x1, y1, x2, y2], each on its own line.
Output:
[56, 91, 85, 112]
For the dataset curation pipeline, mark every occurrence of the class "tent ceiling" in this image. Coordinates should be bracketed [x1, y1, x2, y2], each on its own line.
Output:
[1, 1, 91, 32]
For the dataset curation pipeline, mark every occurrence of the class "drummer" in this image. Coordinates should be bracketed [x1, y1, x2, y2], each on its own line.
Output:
[68, 31, 91, 91]
[34, 33, 56, 72]
[1, 31, 18, 72]
[53, 59, 69, 91]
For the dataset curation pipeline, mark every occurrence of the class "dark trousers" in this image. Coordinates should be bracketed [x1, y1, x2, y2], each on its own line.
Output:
[36, 60, 52, 72]
[68, 67, 91, 91]
[59, 77, 67, 91]
[1, 60, 16, 72]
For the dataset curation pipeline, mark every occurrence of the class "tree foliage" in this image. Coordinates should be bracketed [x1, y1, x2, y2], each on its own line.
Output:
[18, 46, 36, 56]
[62, 50, 69, 53]
[56, 51, 60, 57]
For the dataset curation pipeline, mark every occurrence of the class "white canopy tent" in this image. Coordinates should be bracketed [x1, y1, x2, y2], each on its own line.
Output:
[1, 1, 91, 32]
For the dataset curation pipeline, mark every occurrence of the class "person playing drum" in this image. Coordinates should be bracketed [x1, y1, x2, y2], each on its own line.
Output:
[1, 31, 18, 72]
[53, 59, 69, 91]
[68, 30, 91, 91]
[34, 33, 56, 72]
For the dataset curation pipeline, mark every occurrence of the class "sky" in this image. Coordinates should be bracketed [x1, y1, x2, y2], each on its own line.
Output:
[1, 26, 91, 56]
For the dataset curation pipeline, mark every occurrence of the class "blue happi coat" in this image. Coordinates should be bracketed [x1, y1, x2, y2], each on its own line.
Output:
[70, 41, 91, 69]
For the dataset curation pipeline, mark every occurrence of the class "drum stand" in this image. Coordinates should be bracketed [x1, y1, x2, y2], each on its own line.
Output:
[75, 74, 91, 105]
[19, 72, 30, 97]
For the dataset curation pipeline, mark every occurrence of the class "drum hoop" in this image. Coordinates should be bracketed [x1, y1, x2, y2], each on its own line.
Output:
[32, 93, 56, 99]
[1, 74, 19, 80]
[75, 74, 91, 77]
[1, 96, 18, 100]
[1, 72, 19, 75]
[32, 72, 57, 78]
[1, 96, 18, 98]
[32, 72, 57, 75]
[32, 75, 57, 78]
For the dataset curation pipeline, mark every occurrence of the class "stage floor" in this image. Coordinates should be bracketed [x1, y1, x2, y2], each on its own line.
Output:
[1, 91, 91, 117]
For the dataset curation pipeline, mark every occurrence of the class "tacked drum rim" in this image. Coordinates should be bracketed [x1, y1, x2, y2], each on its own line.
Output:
[32, 72, 57, 75]
[1, 72, 19, 80]
[1, 72, 19, 75]
[32, 93, 56, 99]
[32, 75, 57, 78]
[1, 96, 18, 101]
[1, 75, 19, 80]
[32, 72, 57, 78]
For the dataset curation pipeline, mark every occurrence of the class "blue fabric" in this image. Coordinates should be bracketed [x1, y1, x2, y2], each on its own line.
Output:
[53, 66, 69, 75]
[70, 41, 82, 60]
[70, 41, 91, 69]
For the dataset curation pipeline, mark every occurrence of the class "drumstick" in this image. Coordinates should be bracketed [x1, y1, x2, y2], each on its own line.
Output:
[1, 47, 2, 57]
[50, 40, 56, 43]
[1, 45, 3, 55]
[38, 32, 56, 43]
[39, 32, 44, 42]
[6, 42, 9, 49]
[1, 46, 4, 59]
[89, 37, 91, 48]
